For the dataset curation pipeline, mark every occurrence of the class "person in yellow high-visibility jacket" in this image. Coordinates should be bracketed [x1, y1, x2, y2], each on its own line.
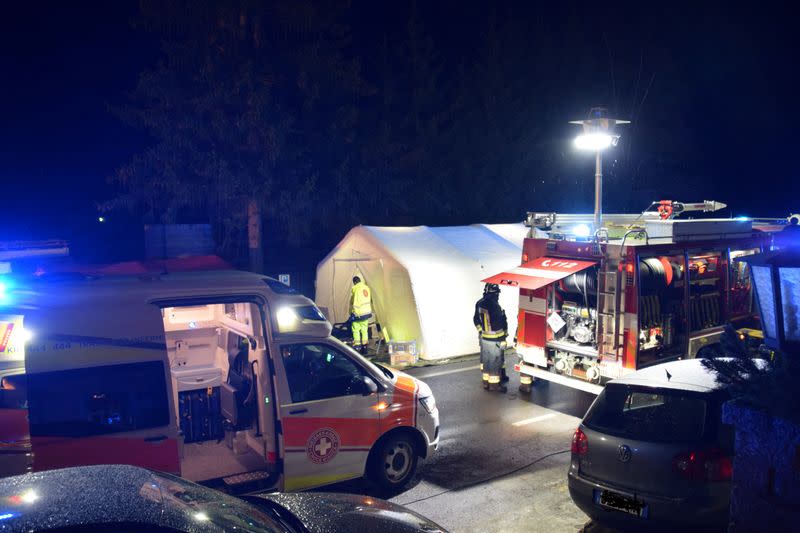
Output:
[350, 276, 372, 354]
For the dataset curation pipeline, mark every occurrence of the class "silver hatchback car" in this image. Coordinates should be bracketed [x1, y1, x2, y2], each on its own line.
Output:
[568, 359, 734, 531]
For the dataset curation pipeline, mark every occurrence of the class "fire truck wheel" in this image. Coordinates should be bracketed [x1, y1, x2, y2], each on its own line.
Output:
[367, 433, 419, 490]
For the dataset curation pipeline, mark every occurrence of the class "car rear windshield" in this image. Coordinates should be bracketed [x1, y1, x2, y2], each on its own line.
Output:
[583, 384, 707, 443]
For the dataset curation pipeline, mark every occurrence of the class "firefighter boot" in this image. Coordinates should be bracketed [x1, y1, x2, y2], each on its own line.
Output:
[481, 372, 490, 390]
[488, 375, 506, 392]
[519, 374, 533, 394]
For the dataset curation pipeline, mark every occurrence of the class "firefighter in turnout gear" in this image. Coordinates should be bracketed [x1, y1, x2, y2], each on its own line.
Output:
[350, 276, 372, 354]
[474, 283, 508, 391]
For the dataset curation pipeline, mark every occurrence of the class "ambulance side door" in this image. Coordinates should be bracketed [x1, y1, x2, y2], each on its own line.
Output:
[274, 342, 381, 491]
[24, 302, 181, 475]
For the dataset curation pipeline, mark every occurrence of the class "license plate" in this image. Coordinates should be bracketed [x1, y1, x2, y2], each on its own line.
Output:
[595, 489, 647, 518]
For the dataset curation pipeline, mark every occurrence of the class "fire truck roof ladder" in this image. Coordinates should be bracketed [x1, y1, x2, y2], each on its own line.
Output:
[597, 268, 623, 360]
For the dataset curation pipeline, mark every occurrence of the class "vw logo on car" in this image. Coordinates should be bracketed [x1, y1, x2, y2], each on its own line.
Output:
[617, 444, 632, 463]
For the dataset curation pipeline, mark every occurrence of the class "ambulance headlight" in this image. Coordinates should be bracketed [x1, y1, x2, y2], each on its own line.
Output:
[276, 307, 299, 331]
[419, 395, 436, 414]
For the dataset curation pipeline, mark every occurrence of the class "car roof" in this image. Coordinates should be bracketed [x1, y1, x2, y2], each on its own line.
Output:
[13, 269, 274, 294]
[2, 270, 309, 310]
[609, 359, 726, 393]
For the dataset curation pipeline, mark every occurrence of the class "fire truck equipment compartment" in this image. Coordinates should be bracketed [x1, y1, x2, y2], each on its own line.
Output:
[483, 256, 598, 291]
[645, 219, 753, 242]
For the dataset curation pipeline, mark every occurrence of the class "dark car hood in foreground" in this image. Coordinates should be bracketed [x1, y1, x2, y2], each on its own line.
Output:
[259, 492, 448, 533]
[0, 465, 283, 532]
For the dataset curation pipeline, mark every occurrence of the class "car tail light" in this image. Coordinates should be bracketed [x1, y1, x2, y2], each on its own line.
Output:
[672, 448, 732, 481]
[571, 428, 588, 456]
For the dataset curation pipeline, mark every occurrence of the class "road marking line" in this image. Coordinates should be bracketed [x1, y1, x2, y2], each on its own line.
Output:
[416, 364, 481, 378]
[512, 413, 556, 427]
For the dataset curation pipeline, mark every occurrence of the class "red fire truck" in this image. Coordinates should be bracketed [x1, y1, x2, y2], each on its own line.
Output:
[484, 203, 785, 394]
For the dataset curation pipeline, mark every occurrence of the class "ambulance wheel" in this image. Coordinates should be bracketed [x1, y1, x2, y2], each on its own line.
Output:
[367, 433, 418, 490]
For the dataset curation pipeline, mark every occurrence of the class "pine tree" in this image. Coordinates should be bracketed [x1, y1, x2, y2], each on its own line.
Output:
[702, 324, 800, 423]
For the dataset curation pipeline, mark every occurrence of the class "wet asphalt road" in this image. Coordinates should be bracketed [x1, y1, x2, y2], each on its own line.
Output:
[324, 356, 598, 532]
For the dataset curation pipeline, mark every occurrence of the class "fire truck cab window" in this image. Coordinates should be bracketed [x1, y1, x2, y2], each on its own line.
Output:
[729, 248, 759, 318]
[688, 250, 725, 332]
[637, 254, 687, 364]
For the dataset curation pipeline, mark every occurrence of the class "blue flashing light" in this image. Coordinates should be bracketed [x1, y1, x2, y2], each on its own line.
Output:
[735, 216, 750, 221]
[572, 224, 592, 238]
[0, 512, 17, 521]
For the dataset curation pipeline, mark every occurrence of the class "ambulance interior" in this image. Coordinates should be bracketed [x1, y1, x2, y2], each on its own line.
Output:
[161, 302, 273, 483]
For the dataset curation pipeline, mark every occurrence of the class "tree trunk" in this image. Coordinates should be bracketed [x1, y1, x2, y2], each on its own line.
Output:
[247, 199, 264, 273]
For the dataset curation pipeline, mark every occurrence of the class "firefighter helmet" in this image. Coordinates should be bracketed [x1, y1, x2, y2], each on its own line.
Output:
[484, 283, 500, 294]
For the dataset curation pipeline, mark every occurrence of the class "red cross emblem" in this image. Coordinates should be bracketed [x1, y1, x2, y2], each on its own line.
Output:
[306, 428, 340, 464]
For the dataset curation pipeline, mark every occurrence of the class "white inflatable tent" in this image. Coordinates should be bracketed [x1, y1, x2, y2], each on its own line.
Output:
[315, 224, 526, 361]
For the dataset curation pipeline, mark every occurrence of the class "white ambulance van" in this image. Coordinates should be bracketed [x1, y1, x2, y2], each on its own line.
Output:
[0, 271, 439, 492]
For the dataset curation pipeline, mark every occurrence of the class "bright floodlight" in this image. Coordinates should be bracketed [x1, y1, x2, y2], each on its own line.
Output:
[572, 224, 592, 237]
[570, 108, 630, 230]
[574, 132, 613, 151]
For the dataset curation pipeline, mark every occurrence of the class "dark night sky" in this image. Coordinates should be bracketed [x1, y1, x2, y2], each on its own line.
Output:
[1, 2, 798, 261]
[0, 1, 153, 247]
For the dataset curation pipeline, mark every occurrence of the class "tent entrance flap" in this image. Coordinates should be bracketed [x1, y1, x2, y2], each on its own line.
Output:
[482, 257, 598, 291]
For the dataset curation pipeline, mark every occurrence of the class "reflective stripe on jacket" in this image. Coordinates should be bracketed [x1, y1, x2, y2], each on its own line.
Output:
[473, 294, 507, 340]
